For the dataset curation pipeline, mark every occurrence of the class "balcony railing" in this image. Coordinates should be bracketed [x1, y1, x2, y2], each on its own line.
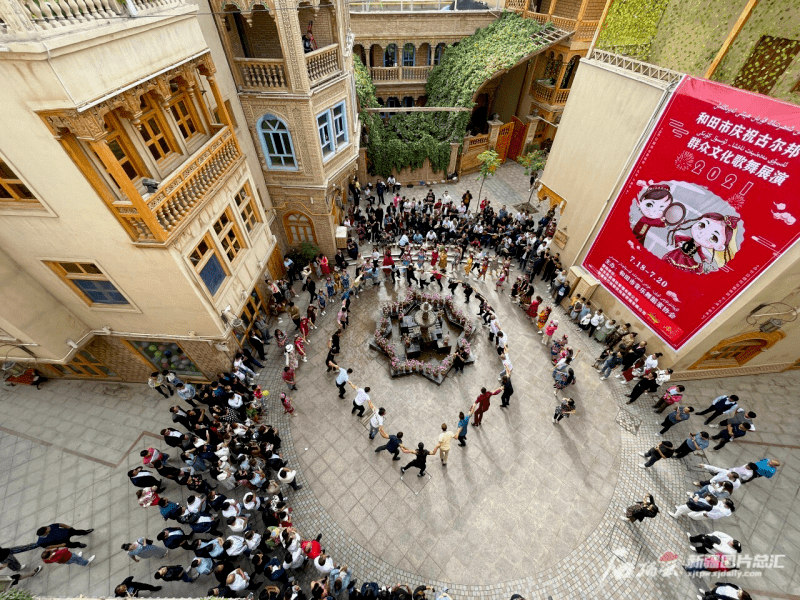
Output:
[234, 58, 289, 91]
[306, 44, 341, 86]
[370, 65, 433, 82]
[122, 127, 241, 243]
[531, 80, 555, 103]
[350, 0, 503, 11]
[509, 8, 601, 45]
[0, 0, 187, 39]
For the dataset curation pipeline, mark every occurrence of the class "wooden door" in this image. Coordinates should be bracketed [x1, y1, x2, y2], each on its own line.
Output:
[506, 116, 528, 161]
[495, 121, 514, 162]
[266, 245, 285, 281]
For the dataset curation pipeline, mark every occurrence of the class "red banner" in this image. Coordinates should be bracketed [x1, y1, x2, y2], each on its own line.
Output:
[583, 76, 800, 350]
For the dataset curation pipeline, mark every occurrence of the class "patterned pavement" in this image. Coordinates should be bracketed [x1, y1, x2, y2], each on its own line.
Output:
[0, 164, 798, 599]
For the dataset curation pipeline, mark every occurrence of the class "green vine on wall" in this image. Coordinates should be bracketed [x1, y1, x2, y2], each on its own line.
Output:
[354, 12, 551, 177]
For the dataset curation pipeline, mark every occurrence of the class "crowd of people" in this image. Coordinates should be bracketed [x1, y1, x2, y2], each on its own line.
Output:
[0, 184, 782, 600]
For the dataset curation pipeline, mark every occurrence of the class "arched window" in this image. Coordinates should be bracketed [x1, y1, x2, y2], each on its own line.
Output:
[434, 43, 446, 66]
[560, 56, 580, 89]
[402, 96, 414, 107]
[384, 44, 397, 67]
[544, 53, 563, 80]
[258, 114, 296, 170]
[285, 212, 316, 245]
[402, 43, 415, 67]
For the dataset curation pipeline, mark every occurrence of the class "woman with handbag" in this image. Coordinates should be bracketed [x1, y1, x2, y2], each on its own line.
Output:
[653, 385, 685, 413]
[622, 494, 659, 523]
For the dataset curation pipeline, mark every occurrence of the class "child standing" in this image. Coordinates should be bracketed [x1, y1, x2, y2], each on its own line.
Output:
[280, 392, 295, 416]
[542, 318, 559, 345]
[537, 306, 552, 334]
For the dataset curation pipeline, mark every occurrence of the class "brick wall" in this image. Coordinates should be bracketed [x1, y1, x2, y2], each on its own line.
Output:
[299, 7, 334, 48]
[248, 12, 283, 59]
[415, 43, 431, 67]
[223, 14, 245, 58]
[370, 43, 385, 67]
[554, 0, 581, 19]
[84, 336, 152, 383]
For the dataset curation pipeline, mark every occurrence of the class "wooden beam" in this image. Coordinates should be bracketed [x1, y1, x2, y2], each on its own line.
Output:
[364, 106, 471, 112]
[704, 0, 759, 79]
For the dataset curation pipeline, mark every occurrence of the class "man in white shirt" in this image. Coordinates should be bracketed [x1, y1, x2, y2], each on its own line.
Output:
[688, 531, 742, 555]
[223, 535, 246, 557]
[349, 384, 370, 418]
[693, 467, 741, 492]
[186, 495, 206, 514]
[441, 191, 452, 206]
[313, 553, 334, 576]
[368, 401, 385, 440]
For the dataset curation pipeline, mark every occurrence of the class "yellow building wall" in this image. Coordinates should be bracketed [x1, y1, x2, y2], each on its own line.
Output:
[0, 11, 276, 365]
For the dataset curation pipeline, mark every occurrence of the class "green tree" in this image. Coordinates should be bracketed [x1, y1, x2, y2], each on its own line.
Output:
[518, 149, 547, 203]
[475, 149, 501, 209]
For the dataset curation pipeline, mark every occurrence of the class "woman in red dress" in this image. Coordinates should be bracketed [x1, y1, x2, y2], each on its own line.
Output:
[664, 213, 740, 274]
[526, 295, 543, 321]
[320, 254, 330, 276]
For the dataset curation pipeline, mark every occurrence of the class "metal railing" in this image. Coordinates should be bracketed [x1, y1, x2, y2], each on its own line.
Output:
[589, 49, 683, 84]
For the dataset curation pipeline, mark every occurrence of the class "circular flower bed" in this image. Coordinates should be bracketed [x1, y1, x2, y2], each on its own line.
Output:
[370, 290, 476, 384]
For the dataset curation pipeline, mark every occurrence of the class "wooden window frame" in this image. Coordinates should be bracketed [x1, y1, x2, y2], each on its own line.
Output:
[137, 94, 180, 164]
[234, 183, 261, 234]
[99, 112, 149, 189]
[190, 233, 229, 297]
[213, 207, 247, 264]
[168, 93, 205, 143]
[284, 212, 316, 245]
[44, 260, 131, 307]
[51, 349, 120, 379]
[0, 156, 40, 205]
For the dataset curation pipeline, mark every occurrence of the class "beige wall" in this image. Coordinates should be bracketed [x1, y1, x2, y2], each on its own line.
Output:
[0, 6, 276, 367]
[540, 59, 669, 268]
[0, 246, 89, 361]
[540, 58, 800, 371]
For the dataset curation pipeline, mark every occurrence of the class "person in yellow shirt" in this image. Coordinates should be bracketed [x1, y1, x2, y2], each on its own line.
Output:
[433, 423, 456, 467]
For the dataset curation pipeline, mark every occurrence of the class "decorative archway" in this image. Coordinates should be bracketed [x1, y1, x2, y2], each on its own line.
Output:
[283, 211, 317, 246]
[353, 44, 366, 65]
[688, 330, 786, 370]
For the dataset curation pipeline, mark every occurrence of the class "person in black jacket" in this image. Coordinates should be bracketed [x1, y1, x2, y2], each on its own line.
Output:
[400, 442, 436, 477]
[623, 494, 659, 523]
[115, 576, 162, 597]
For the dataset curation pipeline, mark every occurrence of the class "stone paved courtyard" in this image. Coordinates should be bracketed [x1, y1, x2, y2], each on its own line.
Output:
[1, 165, 799, 599]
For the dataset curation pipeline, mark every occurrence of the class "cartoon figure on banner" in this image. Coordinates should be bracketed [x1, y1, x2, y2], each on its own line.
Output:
[664, 212, 741, 274]
[629, 180, 744, 274]
[631, 182, 686, 245]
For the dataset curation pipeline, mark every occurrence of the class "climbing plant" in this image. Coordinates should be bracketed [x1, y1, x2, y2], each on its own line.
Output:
[354, 12, 553, 176]
[595, 0, 670, 60]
